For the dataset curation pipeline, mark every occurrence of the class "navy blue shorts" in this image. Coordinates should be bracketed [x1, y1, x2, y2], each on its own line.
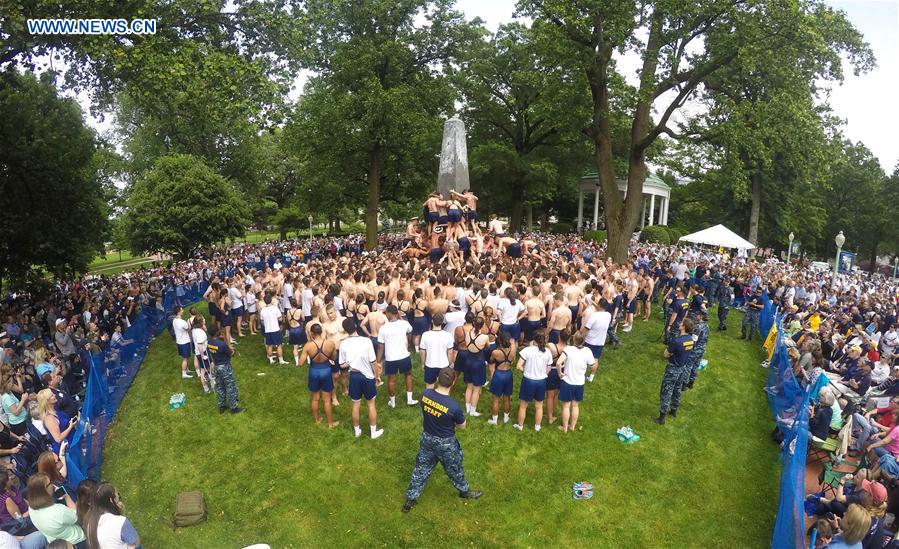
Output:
[264, 331, 283, 346]
[348, 371, 377, 401]
[426, 211, 439, 223]
[308, 365, 335, 393]
[412, 316, 429, 336]
[585, 343, 604, 359]
[568, 306, 580, 325]
[463, 357, 486, 387]
[453, 350, 469, 373]
[467, 210, 477, 220]
[288, 327, 306, 345]
[626, 300, 637, 314]
[439, 215, 450, 225]
[546, 368, 561, 391]
[448, 209, 463, 222]
[424, 367, 440, 384]
[489, 369, 513, 397]
[507, 243, 521, 258]
[177, 342, 192, 358]
[519, 377, 547, 402]
[559, 380, 584, 402]
[500, 323, 521, 341]
[232, 306, 245, 318]
[549, 329, 561, 344]
[520, 319, 542, 342]
[429, 248, 444, 262]
[385, 356, 412, 375]
[459, 237, 470, 252]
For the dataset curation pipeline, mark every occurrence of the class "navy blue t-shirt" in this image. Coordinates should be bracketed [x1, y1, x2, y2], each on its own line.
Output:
[420, 389, 465, 438]
[690, 294, 706, 314]
[207, 337, 233, 365]
[667, 334, 695, 368]
[672, 298, 688, 322]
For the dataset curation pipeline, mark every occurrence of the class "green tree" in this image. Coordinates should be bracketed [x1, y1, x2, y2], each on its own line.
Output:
[296, 0, 479, 249]
[0, 72, 108, 287]
[518, 0, 870, 262]
[455, 23, 591, 231]
[123, 154, 248, 259]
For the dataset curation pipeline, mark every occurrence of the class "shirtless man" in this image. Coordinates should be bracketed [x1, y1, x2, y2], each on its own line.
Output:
[428, 286, 450, 320]
[547, 294, 573, 344]
[497, 236, 522, 259]
[563, 278, 585, 330]
[360, 306, 388, 386]
[404, 218, 422, 248]
[423, 193, 443, 233]
[521, 287, 546, 345]
[622, 272, 639, 332]
[451, 190, 478, 231]
[488, 214, 505, 242]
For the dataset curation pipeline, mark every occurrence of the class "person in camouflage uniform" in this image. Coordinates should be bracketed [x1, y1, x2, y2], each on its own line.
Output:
[716, 274, 732, 332]
[207, 325, 245, 414]
[684, 312, 710, 389]
[656, 318, 695, 425]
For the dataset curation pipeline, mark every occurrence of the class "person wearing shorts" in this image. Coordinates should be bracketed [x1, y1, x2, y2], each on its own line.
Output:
[419, 313, 454, 389]
[487, 331, 516, 425]
[377, 306, 417, 409]
[340, 318, 384, 439]
[514, 331, 553, 432]
[260, 295, 288, 365]
[557, 332, 592, 432]
[298, 323, 339, 429]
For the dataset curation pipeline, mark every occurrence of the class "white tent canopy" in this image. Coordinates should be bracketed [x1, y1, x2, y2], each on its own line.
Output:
[678, 224, 755, 250]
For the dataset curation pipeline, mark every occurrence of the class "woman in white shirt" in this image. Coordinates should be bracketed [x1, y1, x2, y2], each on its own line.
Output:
[513, 331, 553, 432]
[85, 482, 140, 549]
[556, 332, 594, 433]
[191, 316, 211, 394]
[244, 285, 258, 335]
[497, 287, 526, 343]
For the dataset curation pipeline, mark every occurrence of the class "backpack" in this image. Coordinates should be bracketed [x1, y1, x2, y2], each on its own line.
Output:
[172, 491, 207, 527]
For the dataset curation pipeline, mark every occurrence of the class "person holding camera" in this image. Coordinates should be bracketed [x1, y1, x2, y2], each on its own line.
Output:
[1, 378, 30, 437]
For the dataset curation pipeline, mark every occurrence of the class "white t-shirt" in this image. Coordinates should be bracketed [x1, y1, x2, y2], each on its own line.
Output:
[419, 329, 454, 369]
[245, 292, 257, 313]
[172, 317, 191, 345]
[497, 298, 525, 325]
[228, 287, 244, 308]
[444, 310, 466, 335]
[456, 288, 471, 313]
[260, 305, 282, 334]
[191, 328, 208, 356]
[378, 320, 412, 361]
[561, 346, 594, 386]
[520, 345, 553, 380]
[301, 288, 314, 316]
[339, 336, 376, 378]
[281, 283, 294, 310]
[584, 310, 612, 346]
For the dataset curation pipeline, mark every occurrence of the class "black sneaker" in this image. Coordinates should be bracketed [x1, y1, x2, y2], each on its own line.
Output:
[401, 499, 416, 513]
[668, 409, 677, 417]
[654, 414, 666, 425]
[219, 406, 226, 414]
[686, 382, 694, 390]
[230, 407, 246, 414]
[459, 490, 483, 500]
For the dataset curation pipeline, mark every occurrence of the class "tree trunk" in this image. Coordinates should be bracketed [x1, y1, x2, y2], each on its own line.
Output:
[279, 226, 287, 240]
[365, 145, 382, 250]
[335, 217, 342, 232]
[540, 211, 549, 231]
[509, 180, 525, 233]
[526, 204, 533, 231]
[748, 171, 762, 246]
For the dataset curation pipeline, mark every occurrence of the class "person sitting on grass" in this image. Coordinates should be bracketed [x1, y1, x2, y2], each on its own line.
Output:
[26, 473, 84, 547]
[84, 482, 140, 549]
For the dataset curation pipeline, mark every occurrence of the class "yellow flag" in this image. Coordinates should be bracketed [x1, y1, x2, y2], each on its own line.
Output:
[764, 324, 778, 361]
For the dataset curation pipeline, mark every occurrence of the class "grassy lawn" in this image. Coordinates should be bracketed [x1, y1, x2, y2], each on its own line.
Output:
[103, 306, 778, 548]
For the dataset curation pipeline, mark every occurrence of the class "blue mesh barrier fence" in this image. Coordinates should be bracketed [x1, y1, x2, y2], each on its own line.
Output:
[65, 282, 209, 487]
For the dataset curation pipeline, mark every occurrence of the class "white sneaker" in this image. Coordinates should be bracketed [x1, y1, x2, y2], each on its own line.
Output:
[388, 398, 396, 409]
[469, 409, 481, 417]
[535, 424, 542, 432]
[587, 374, 595, 382]
[487, 417, 498, 425]
[268, 356, 275, 365]
[354, 428, 362, 438]
[407, 399, 418, 406]
[182, 372, 193, 379]
[503, 413, 510, 424]
[371, 428, 384, 439]
[278, 359, 289, 365]
[513, 424, 523, 431]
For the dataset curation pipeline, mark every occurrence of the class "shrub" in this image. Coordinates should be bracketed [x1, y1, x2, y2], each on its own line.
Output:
[640, 225, 671, 245]
[549, 222, 573, 234]
[584, 230, 607, 243]
[666, 226, 688, 243]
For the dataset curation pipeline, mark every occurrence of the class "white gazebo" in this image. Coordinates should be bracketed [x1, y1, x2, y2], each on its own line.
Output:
[577, 172, 671, 231]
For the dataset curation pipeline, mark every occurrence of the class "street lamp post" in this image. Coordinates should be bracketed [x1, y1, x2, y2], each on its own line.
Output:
[832, 230, 845, 290]
[787, 232, 794, 266]
[894, 257, 898, 280]
[308, 215, 313, 241]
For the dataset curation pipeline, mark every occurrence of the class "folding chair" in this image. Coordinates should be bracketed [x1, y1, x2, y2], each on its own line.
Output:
[818, 459, 859, 497]
[808, 436, 839, 467]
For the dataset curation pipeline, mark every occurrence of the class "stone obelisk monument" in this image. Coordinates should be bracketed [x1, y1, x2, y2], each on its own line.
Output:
[436, 116, 470, 199]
